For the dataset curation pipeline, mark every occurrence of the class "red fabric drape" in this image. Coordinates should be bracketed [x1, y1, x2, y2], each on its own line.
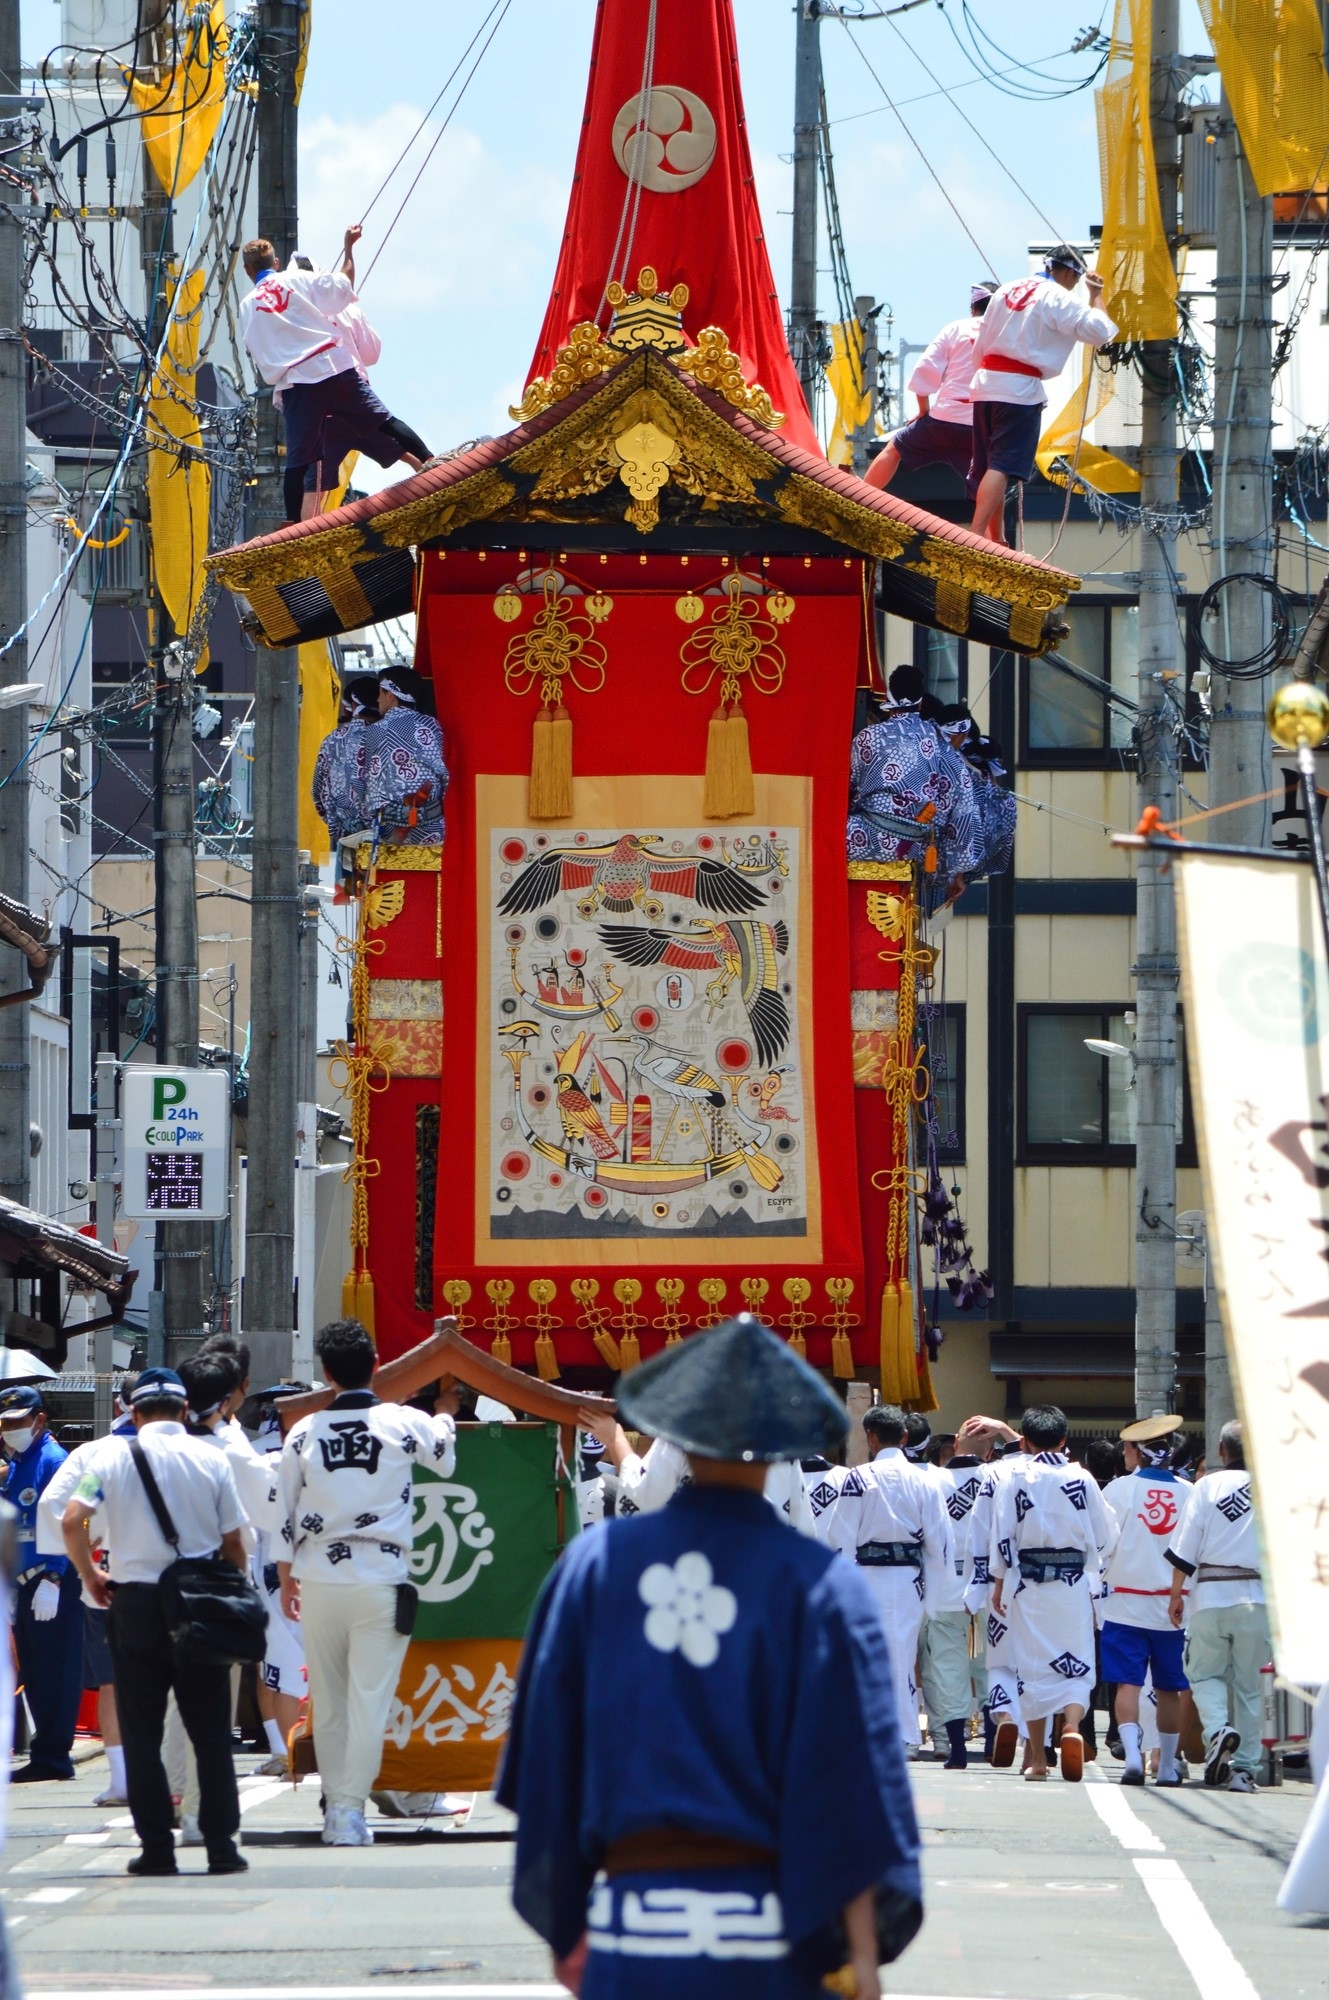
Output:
[407, 551, 867, 1371]
[528, 0, 818, 457]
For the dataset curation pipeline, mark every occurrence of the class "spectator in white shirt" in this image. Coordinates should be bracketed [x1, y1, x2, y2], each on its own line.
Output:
[60, 1367, 249, 1878]
[864, 283, 997, 494]
[277, 1317, 456, 1847]
[967, 245, 1117, 545]
[1166, 1420, 1269, 1791]
[238, 225, 430, 521]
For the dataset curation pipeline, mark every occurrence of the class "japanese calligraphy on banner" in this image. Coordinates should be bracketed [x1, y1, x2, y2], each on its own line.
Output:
[1174, 849, 1329, 1681]
[374, 1422, 565, 1792]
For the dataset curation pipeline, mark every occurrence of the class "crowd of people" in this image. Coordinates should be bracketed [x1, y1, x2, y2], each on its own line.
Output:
[0, 1317, 1270, 1918]
[1, 1318, 460, 1872]
[575, 1392, 1270, 1793]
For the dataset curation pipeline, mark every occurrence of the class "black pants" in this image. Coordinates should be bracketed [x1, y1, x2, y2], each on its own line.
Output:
[108, 1582, 240, 1865]
[15, 1569, 84, 1775]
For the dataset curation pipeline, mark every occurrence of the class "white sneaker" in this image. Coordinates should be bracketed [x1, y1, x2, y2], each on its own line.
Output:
[93, 1787, 128, 1807]
[324, 1805, 373, 1846]
[179, 1814, 204, 1847]
[1227, 1769, 1259, 1793]
[254, 1753, 290, 1779]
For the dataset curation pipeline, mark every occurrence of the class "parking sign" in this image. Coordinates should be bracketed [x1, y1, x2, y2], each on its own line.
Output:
[121, 1067, 230, 1220]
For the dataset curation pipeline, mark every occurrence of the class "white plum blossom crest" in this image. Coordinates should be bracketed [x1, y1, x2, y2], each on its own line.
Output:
[638, 1551, 738, 1668]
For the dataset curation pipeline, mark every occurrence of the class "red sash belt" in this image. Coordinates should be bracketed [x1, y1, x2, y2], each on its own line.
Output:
[983, 353, 1044, 378]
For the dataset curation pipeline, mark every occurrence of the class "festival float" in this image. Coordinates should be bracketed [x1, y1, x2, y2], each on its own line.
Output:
[208, 0, 1080, 1792]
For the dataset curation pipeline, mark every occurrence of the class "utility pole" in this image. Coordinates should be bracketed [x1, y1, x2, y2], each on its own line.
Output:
[294, 855, 319, 1380]
[1207, 101, 1273, 848]
[138, 2, 204, 1358]
[1201, 96, 1273, 1449]
[244, 0, 302, 1385]
[0, 0, 30, 1219]
[849, 294, 879, 477]
[790, 1, 821, 406]
[1133, 0, 1181, 1417]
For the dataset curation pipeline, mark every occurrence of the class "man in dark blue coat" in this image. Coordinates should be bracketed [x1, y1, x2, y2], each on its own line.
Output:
[2, 1387, 84, 1781]
[497, 1316, 923, 2000]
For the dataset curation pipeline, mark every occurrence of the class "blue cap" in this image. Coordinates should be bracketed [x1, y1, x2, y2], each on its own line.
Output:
[129, 1367, 187, 1406]
[0, 1386, 42, 1417]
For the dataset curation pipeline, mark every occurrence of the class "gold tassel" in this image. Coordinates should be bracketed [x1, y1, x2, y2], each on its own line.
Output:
[665, 1329, 683, 1346]
[342, 1271, 357, 1318]
[533, 1332, 561, 1381]
[529, 700, 573, 819]
[619, 1330, 642, 1371]
[879, 1285, 904, 1402]
[592, 1328, 623, 1371]
[914, 1345, 940, 1414]
[703, 700, 755, 819]
[490, 1332, 512, 1368]
[787, 1329, 807, 1360]
[349, 1273, 375, 1337]
[895, 1278, 917, 1400]
[831, 1326, 855, 1379]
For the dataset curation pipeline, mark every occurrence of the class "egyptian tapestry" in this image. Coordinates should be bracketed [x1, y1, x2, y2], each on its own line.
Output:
[362, 550, 869, 1371]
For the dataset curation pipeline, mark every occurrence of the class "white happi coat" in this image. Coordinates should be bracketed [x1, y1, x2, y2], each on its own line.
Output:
[616, 1436, 816, 1536]
[804, 1459, 854, 1544]
[964, 1453, 1022, 1714]
[988, 1450, 1116, 1721]
[1102, 1467, 1193, 1632]
[825, 1446, 952, 1746]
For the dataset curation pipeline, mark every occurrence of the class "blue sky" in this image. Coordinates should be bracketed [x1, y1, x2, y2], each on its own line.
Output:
[296, 0, 1145, 469]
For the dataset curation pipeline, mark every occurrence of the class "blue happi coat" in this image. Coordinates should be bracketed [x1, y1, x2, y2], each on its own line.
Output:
[362, 706, 448, 844]
[846, 709, 984, 882]
[497, 1485, 921, 1986]
[311, 717, 368, 845]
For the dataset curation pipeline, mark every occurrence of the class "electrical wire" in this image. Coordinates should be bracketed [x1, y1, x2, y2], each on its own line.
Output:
[357, 0, 515, 292]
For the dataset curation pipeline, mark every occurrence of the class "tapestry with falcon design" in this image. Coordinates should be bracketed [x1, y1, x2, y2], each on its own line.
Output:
[377, 550, 873, 1373]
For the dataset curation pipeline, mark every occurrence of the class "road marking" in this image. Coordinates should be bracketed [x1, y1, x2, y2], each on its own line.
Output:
[18, 1886, 81, 1904]
[102, 1778, 288, 1834]
[60, 1833, 110, 1846]
[1083, 1771, 1167, 1852]
[1134, 1858, 1261, 2000]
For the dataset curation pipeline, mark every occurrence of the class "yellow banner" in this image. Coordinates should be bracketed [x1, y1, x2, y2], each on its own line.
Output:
[1096, 0, 1178, 339]
[146, 266, 210, 665]
[298, 640, 341, 866]
[128, 1, 229, 197]
[1037, 347, 1141, 495]
[1198, 0, 1329, 195]
[825, 319, 872, 470]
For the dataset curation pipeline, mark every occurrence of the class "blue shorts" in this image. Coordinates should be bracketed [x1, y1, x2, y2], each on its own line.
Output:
[967, 398, 1043, 494]
[1100, 1617, 1189, 1693]
[890, 410, 973, 481]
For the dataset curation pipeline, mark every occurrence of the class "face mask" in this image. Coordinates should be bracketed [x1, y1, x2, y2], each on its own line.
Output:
[3, 1426, 35, 1455]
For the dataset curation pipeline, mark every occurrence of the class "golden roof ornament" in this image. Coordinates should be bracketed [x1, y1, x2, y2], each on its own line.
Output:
[509, 266, 783, 430]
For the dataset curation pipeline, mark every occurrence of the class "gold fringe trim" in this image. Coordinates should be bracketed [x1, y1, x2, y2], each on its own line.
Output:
[619, 1331, 642, 1372]
[533, 1333, 561, 1381]
[847, 860, 913, 881]
[934, 577, 971, 636]
[489, 1332, 512, 1368]
[1008, 602, 1047, 650]
[530, 701, 574, 820]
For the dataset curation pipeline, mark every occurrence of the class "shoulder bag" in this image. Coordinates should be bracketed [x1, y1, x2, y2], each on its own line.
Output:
[129, 1439, 269, 1667]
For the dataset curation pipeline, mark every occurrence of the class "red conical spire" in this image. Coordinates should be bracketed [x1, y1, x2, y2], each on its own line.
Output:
[528, 0, 819, 456]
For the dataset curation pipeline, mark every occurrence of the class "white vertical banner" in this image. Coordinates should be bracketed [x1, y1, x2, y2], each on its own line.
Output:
[1174, 849, 1329, 1683]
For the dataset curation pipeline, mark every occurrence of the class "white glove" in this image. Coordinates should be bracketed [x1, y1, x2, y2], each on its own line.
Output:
[31, 1577, 60, 1622]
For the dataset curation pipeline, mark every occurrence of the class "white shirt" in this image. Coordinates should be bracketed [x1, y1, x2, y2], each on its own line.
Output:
[969, 274, 1118, 408]
[825, 1446, 953, 1607]
[1166, 1467, 1265, 1609]
[72, 1423, 246, 1586]
[928, 1458, 986, 1614]
[279, 1391, 456, 1586]
[194, 1418, 280, 1554]
[804, 1460, 853, 1544]
[988, 1451, 1116, 1587]
[907, 314, 983, 426]
[616, 1438, 816, 1535]
[1102, 1468, 1193, 1631]
[962, 1453, 1021, 1613]
[238, 260, 360, 387]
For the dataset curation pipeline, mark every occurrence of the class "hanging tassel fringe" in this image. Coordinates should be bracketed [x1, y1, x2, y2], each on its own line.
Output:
[533, 1332, 561, 1381]
[342, 1270, 375, 1336]
[894, 1279, 917, 1400]
[530, 701, 573, 820]
[664, 1329, 683, 1346]
[592, 1328, 622, 1371]
[619, 1331, 642, 1372]
[786, 1329, 807, 1360]
[703, 700, 755, 819]
[490, 1332, 512, 1369]
[913, 1344, 940, 1414]
[831, 1326, 855, 1379]
[878, 1285, 905, 1402]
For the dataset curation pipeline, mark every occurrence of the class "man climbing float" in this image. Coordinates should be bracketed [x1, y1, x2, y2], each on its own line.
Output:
[238, 225, 431, 521]
[967, 246, 1117, 545]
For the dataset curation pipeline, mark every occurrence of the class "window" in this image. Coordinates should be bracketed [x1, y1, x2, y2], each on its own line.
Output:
[913, 627, 967, 709]
[1019, 600, 1138, 766]
[921, 1005, 965, 1162]
[1017, 1005, 1195, 1163]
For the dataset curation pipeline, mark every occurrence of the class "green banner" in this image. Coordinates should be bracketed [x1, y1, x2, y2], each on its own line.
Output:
[408, 1421, 566, 1642]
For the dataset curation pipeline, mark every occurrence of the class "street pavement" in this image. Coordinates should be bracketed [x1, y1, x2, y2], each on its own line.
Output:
[0, 1743, 1321, 1998]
